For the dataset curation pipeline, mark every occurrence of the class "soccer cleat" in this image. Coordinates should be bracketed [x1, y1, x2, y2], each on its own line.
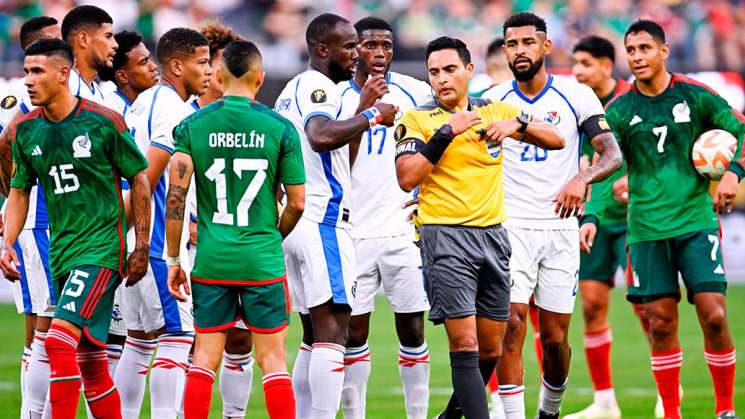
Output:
[537, 410, 560, 419]
[717, 412, 739, 419]
[654, 385, 684, 419]
[563, 402, 621, 419]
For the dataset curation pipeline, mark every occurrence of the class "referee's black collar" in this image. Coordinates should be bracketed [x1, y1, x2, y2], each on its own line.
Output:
[435, 96, 491, 113]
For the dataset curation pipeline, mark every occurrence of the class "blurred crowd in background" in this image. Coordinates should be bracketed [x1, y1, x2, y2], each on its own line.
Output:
[2, 0, 745, 77]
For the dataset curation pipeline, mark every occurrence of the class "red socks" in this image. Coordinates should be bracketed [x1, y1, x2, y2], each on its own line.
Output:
[487, 370, 498, 393]
[77, 349, 122, 419]
[184, 366, 216, 419]
[584, 328, 613, 391]
[263, 372, 295, 419]
[651, 348, 683, 419]
[705, 348, 736, 415]
[45, 325, 82, 419]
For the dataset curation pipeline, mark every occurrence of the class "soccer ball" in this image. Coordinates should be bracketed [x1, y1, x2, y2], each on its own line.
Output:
[692, 129, 737, 180]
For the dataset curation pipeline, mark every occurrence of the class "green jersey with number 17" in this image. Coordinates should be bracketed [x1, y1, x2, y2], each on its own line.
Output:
[604, 74, 745, 244]
[173, 96, 306, 284]
[10, 98, 148, 279]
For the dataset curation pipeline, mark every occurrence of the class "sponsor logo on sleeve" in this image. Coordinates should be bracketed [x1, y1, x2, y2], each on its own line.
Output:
[1, 95, 18, 109]
[310, 90, 327, 104]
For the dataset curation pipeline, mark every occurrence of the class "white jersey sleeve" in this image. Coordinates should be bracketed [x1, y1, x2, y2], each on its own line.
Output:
[0, 78, 29, 132]
[68, 69, 108, 104]
[102, 90, 133, 119]
[296, 72, 342, 125]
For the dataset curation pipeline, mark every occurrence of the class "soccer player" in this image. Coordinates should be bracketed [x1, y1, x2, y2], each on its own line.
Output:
[0, 38, 151, 419]
[482, 13, 622, 418]
[115, 28, 211, 419]
[396, 36, 564, 419]
[471, 37, 512, 97]
[166, 38, 304, 419]
[589, 20, 744, 419]
[563, 35, 631, 419]
[101, 30, 159, 118]
[336, 17, 432, 419]
[0, 15, 59, 419]
[274, 13, 396, 418]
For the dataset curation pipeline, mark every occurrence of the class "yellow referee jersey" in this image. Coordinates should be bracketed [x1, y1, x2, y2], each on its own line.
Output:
[395, 97, 521, 227]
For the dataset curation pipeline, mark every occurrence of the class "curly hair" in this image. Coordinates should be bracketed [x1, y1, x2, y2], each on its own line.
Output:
[199, 21, 243, 62]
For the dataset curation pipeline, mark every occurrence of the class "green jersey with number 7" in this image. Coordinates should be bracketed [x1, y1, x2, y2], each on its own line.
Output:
[173, 95, 306, 283]
[604, 74, 745, 244]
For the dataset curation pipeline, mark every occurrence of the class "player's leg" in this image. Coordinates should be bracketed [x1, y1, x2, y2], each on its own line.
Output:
[536, 309, 572, 418]
[106, 284, 127, 376]
[294, 314, 314, 418]
[20, 314, 35, 416]
[220, 325, 255, 419]
[528, 298, 542, 368]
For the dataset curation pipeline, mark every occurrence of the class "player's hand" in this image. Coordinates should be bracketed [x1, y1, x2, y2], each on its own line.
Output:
[612, 175, 629, 204]
[481, 119, 522, 144]
[168, 265, 190, 302]
[0, 243, 21, 281]
[579, 223, 597, 254]
[359, 74, 389, 109]
[554, 176, 587, 218]
[374, 102, 398, 127]
[124, 246, 149, 286]
[713, 171, 739, 214]
[402, 197, 419, 222]
[449, 111, 482, 136]
[0, 213, 5, 237]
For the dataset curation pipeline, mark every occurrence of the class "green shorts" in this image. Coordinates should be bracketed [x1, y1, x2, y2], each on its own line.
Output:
[627, 228, 726, 304]
[579, 223, 627, 284]
[191, 277, 290, 333]
[54, 266, 121, 347]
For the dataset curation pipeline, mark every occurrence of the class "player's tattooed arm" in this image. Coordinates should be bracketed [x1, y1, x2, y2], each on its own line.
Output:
[125, 172, 151, 285]
[0, 111, 23, 196]
[164, 153, 193, 300]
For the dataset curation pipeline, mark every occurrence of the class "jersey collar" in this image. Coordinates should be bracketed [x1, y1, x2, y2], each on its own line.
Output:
[511, 74, 553, 104]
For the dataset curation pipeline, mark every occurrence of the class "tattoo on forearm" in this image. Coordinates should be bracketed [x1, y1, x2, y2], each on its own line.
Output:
[165, 185, 188, 220]
[578, 132, 622, 183]
[177, 161, 187, 179]
[131, 175, 151, 238]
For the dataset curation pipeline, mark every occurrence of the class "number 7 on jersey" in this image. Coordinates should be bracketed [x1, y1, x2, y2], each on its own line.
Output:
[205, 158, 268, 227]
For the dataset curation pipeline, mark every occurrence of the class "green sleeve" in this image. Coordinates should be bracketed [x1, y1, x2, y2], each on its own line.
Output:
[173, 120, 192, 155]
[699, 88, 745, 180]
[10, 126, 36, 191]
[279, 124, 306, 185]
[108, 124, 148, 179]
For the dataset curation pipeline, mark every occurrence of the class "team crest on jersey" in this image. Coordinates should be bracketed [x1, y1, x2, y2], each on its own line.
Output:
[72, 133, 92, 158]
[1, 95, 17, 109]
[544, 111, 560, 125]
[672, 100, 690, 123]
[310, 89, 327, 103]
[395, 124, 407, 141]
[485, 139, 502, 158]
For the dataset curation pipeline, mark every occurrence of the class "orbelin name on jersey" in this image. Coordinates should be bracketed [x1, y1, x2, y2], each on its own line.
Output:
[209, 131, 265, 149]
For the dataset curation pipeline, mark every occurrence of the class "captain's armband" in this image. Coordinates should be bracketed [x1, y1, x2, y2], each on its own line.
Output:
[395, 137, 425, 160]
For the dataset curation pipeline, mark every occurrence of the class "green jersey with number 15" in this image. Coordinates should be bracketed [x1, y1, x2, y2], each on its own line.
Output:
[604, 74, 745, 244]
[173, 96, 306, 284]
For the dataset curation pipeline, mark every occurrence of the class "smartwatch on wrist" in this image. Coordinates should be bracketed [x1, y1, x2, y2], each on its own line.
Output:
[516, 112, 531, 134]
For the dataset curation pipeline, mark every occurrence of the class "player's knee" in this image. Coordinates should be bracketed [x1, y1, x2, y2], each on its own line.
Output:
[699, 308, 728, 338]
[502, 314, 526, 351]
[449, 334, 478, 353]
[648, 314, 678, 342]
[479, 343, 502, 361]
[255, 348, 286, 372]
[398, 328, 425, 348]
[581, 298, 605, 324]
[347, 327, 369, 348]
[225, 330, 253, 355]
[540, 332, 569, 359]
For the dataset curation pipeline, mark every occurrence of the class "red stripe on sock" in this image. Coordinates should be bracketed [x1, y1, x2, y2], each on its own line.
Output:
[706, 348, 736, 415]
[585, 329, 613, 391]
[263, 374, 294, 419]
[651, 349, 682, 419]
[184, 367, 215, 419]
[45, 325, 82, 419]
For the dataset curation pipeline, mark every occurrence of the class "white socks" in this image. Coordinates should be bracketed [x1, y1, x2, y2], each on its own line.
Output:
[219, 351, 254, 418]
[20, 346, 31, 418]
[26, 331, 50, 417]
[342, 344, 371, 419]
[499, 384, 526, 419]
[292, 343, 312, 419]
[106, 343, 123, 377]
[150, 333, 194, 417]
[309, 343, 345, 419]
[540, 376, 568, 415]
[114, 336, 156, 419]
[398, 343, 430, 419]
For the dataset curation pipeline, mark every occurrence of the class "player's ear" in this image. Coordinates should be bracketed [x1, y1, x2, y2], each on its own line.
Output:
[58, 63, 70, 84]
[544, 38, 552, 55]
[315, 42, 329, 60]
[115, 69, 128, 87]
[77, 31, 88, 50]
[256, 70, 265, 92]
[169, 58, 183, 77]
[660, 42, 670, 60]
[465, 62, 474, 78]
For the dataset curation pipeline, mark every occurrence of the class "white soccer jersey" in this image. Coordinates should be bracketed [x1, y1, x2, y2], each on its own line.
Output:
[126, 83, 194, 260]
[483, 75, 605, 230]
[275, 69, 352, 229]
[337, 72, 432, 238]
[103, 89, 133, 119]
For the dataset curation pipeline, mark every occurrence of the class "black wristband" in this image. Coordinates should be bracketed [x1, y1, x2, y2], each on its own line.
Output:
[420, 128, 453, 164]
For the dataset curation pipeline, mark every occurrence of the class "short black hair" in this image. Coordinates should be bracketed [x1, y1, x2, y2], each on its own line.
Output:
[222, 40, 262, 78]
[24, 38, 73, 64]
[111, 31, 143, 71]
[20, 16, 57, 49]
[200, 21, 242, 62]
[503, 12, 547, 36]
[156, 27, 209, 65]
[61, 5, 113, 44]
[354, 16, 393, 35]
[625, 19, 666, 44]
[486, 37, 504, 58]
[573, 35, 615, 62]
[425, 36, 471, 65]
[306, 13, 349, 46]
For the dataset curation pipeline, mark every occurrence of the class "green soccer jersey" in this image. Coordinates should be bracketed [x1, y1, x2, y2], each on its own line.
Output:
[173, 96, 305, 284]
[11, 98, 148, 279]
[604, 74, 745, 244]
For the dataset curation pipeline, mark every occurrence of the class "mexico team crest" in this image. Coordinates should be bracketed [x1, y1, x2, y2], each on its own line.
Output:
[544, 111, 560, 125]
[72, 133, 92, 158]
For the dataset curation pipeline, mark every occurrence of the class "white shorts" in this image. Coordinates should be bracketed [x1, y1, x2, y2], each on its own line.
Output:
[122, 258, 193, 333]
[283, 218, 356, 314]
[108, 284, 126, 336]
[9, 229, 55, 317]
[352, 233, 429, 315]
[506, 226, 580, 314]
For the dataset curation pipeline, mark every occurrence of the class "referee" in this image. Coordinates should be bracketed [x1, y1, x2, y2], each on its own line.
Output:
[394, 36, 564, 419]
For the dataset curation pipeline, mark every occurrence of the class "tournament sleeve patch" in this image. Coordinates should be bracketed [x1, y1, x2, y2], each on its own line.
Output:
[580, 114, 613, 140]
[1, 95, 17, 109]
[310, 89, 327, 103]
[395, 137, 424, 159]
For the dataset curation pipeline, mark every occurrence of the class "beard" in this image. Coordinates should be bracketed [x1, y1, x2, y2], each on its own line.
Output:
[509, 56, 544, 82]
[329, 59, 354, 83]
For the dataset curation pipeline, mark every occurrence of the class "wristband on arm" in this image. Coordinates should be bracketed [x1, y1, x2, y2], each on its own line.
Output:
[420, 125, 454, 165]
[361, 107, 383, 128]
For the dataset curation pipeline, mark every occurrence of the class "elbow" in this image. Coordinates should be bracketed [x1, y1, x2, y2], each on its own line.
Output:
[546, 134, 566, 150]
[308, 137, 329, 153]
[397, 176, 417, 193]
[288, 198, 305, 215]
[609, 153, 623, 172]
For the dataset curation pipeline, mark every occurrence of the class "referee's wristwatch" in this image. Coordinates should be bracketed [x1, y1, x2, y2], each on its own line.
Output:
[516, 112, 531, 134]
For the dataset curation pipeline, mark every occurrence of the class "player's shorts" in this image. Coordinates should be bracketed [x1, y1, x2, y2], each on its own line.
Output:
[54, 266, 122, 347]
[122, 258, 194, 334]
[507, 226, 580, 314]
[9, 229, 55, 317]
[283, 217, 356, 314]
[627, 228, 726, 304]
[419, 224, 511, 324]
[191, 278, 290, 333]
[579, 223, 627, 283]
[108, 284, 126, 336]
[352, 233, 429, 315]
